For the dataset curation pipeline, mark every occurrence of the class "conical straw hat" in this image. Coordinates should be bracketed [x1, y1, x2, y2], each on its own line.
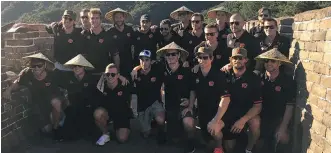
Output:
[64, 54, 94, 69]
[170, 6, 194, 20]
[255, 48, 292, 64]
[156, 42, 189, 61]
[207, 6, 231, 19]
[22, 53, 53, 64]
[105, 8, 132, 22]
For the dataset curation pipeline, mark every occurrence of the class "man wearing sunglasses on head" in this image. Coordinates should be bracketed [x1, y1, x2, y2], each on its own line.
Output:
[249, 7, 271, 39]
[222, 47, 263, 153]
[93, 63, 133, 145]
[3, 53, 67, 141]
[254, 49, 296, 153]
[80, 9, 91, 30]
[180, 13, 206, 67]
[158, 19, 182, 49]
[170, 6, 194, 37]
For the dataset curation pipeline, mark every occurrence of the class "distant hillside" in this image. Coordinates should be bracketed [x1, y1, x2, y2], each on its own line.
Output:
[2, 1, 331, 26]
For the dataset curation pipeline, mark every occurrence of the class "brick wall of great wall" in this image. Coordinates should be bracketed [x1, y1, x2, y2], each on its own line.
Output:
[1, 7, 331, 153]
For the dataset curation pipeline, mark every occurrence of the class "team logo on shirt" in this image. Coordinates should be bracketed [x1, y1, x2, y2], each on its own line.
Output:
[275, 86, 282, 92]
[113, 35, 117, 39]
[189, 40, 192, 44]
[216, 55, 222, 59]
[177, 75, 183, 80]
[127, 33, 131, 37]
[103, 92, 107, 96]
[99, 38, 104, 43]
[84, 83, 88, 87]
[137, 37, 140, 40]
[45, 82, 51, 86]
[117, 91, 123, 96]
[209, 81, 214, 87]
[149, 34, 153, 38]
[68, 39, 73, 43]
[69, 80, 74, 84]
[241, 83, 248, 88]
[151, 77, 156, 82]
[196, 78, 199, 83]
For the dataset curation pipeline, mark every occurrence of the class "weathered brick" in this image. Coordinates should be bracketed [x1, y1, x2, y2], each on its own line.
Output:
[26, 31, 40, 38]
[299, 23, 308, 31]
[324, 141, 331, 153]
[39, 31, 52, 37]
[311, 84, 327, 98]
[314, 63, 330, 75]
[317, 41, 325, 52]
[11, 46, 37, 54]
[321, 76, 331, 88]
[300, 32, 313, 41]
[33, 37, 53, 45]
[308, 51, 323, 61]
[311, 104, 325, 122]
[309, 141, 324, 153]
[306, 42, 317, 52]
[311, 132, 326, 148]
[308, 94, 319, 106]
[312, 120, 327, 136]
[306, 71, 321, 83]
[302, 61, 315, 71]
[324, 41, 331, 53]
[320, 18, 331, 30]
[293, 31, 301, 39]
[326, 30, 331, 41]
[306, 81, 314, 93]
[323, 113, 331, 128]
[312, 31, 327, 41]
[327, 128, 331, 144]
[318, 99, 331, 114]
[307, 21, 316, 31]
[5, 39, 34, 46]
[14, 105, 24, 115]
[13, 33, 29, 39]
[2, 32, 14, 40]
[297, 41, 306, 50]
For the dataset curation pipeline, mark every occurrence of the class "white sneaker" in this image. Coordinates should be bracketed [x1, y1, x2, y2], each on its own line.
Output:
[96, 134, 110, 146]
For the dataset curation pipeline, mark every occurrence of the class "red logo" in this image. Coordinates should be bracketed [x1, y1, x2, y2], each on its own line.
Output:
[209, 81, 214, 86]
[149, 34, 153, 38]
[275, 86, 281, 92]
[68, 39, 73, 43]
[99, 38, 104, 43]
[242, 83, 248, 88]
[45, 82, 51, 86]
[84, 83, 88, 87]
[151, 77, 156, 82]
[117, 91, 123, 96]
[127, 33, 131, 37]
[177, 75, 183, 80]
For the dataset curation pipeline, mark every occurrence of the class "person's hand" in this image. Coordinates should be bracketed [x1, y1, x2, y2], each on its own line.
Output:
[119, 75, 129, 86]
[220, 64, 232, 72]
[230, 118, 247, 133]
[208, 119, 224, 136]
[150, 25, 158, 33]
[275, 126, 289, 143]
[180, 98, 189, 107]
[183, 61, 189, 68]
[131, 67, 139, 80]
[181, 107, 193, 117]
[3, 89, 12, 100]
[191, 64, 199, 73]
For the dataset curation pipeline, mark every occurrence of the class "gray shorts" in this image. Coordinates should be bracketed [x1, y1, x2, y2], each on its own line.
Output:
[138, 101, 165, 132]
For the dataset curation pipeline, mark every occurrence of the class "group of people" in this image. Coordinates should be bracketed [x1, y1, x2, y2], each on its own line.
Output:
[3, 5, 296, 153]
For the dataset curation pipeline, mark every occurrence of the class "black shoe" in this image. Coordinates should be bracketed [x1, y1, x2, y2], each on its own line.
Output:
[53, 128, 64, 142]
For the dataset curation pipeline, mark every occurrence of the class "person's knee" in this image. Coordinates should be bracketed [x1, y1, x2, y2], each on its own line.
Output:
[51, 98, 62, 112]
[248, 115, 261, 133]
[117, 129, 130, 143]
[94, 107, 108, 121]
[224, 140, 236, 152]
[182, 117, 195, 130]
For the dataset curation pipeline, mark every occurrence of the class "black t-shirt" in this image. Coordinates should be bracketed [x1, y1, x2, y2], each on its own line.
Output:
[249, 25, 265, 39]
[16, 68, 62, 100]
[260, 72, 296, 120]
[259, 33, 291, 57]
[157, 30, 182, 49]
[81, 29, 114, 73]
[223, 69, 263, 119]
[132, 28, 162, 65]
[108, 25, 135, 74]
[191, 68, 230, 120]
[227, 31, 261, 71]
[45, 23, 85, 63]
[171, 22, 193, 35]
[181, 31, 205, 65]
[218, 24, 232, 43]
[194, 41, 230, 70]
[163, 63, 193, 110]
[134, 62, 164, 111]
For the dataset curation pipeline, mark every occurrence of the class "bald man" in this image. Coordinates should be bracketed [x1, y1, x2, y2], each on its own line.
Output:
[225, 13, 261, 72]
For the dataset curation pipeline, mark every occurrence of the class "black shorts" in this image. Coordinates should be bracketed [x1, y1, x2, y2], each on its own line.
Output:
[260, 117, 282, 140]
[222, 117, 248, 140]
[107, 107, 132, 130]
[165, 108, 194, 138]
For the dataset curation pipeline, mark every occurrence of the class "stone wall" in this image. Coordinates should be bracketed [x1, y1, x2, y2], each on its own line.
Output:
[290, 6, 331, 153]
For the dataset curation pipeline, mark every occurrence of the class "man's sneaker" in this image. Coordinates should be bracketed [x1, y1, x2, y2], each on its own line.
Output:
[245, 149, 253, 153]
[213, 147, 224, 153]
[96, 134, 110, 146]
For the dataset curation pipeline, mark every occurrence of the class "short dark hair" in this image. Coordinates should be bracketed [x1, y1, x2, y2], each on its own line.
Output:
[264, 18, 278, 27]
[204, 23, 218, 31]
[258, 7, 271, 16]
[191, 13, 204, 22]
[81, 8, 90, 14]
[160, 19, 171, 27]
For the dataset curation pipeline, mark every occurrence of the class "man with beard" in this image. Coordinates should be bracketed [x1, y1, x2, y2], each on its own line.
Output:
[207, 7, 232, 43]
[255, 18, 291, 74]
[82, 8, 118, 74]
[133, 50, 166, 144]
[131, 42, 195, 153]
[3, 53, 66, 141]
[80, 9, 91, 30]
[190, 47, 231, 153]
[106, 8, 135, 79]
[222, 47, 262, 153]
[249, 7, 271, 39]
[224, 13, 261, 72]
[94, 63, 132, 145]
[132, 14, 162, 66]
[254, 49, 295, 153]
[170, 6, 194, 37]
[158, 19, 181, 48]
[181, 13, 205, 66]
[19, 10, 85, 71]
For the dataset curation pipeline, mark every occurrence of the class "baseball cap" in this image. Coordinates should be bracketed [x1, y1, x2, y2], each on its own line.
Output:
[195, 47, 213, 56]
[139, 50, 152, 58]
[231, 47, 247, 58]
[63, 10, 76, 20]
[140, 14, 151, 21]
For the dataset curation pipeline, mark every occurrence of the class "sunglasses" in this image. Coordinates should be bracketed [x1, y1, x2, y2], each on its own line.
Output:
[232, 56, 243, 60]
[160, 28, 169, 31]
[80, 16, 88, 19]
[31, 64, 44, 68]
[191, 20, 201, 24]
[259, 14, 269, 18]
[264, 25, 275, 30]
[264, 59, 277, 63]
[165, 52, 178, 57]
[197, 56, 209, 60]
[63, 16, 73, 21]
[105, 73, 117, 77]
[205, 32, 216, 36]
[230, 21, 240, 26]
